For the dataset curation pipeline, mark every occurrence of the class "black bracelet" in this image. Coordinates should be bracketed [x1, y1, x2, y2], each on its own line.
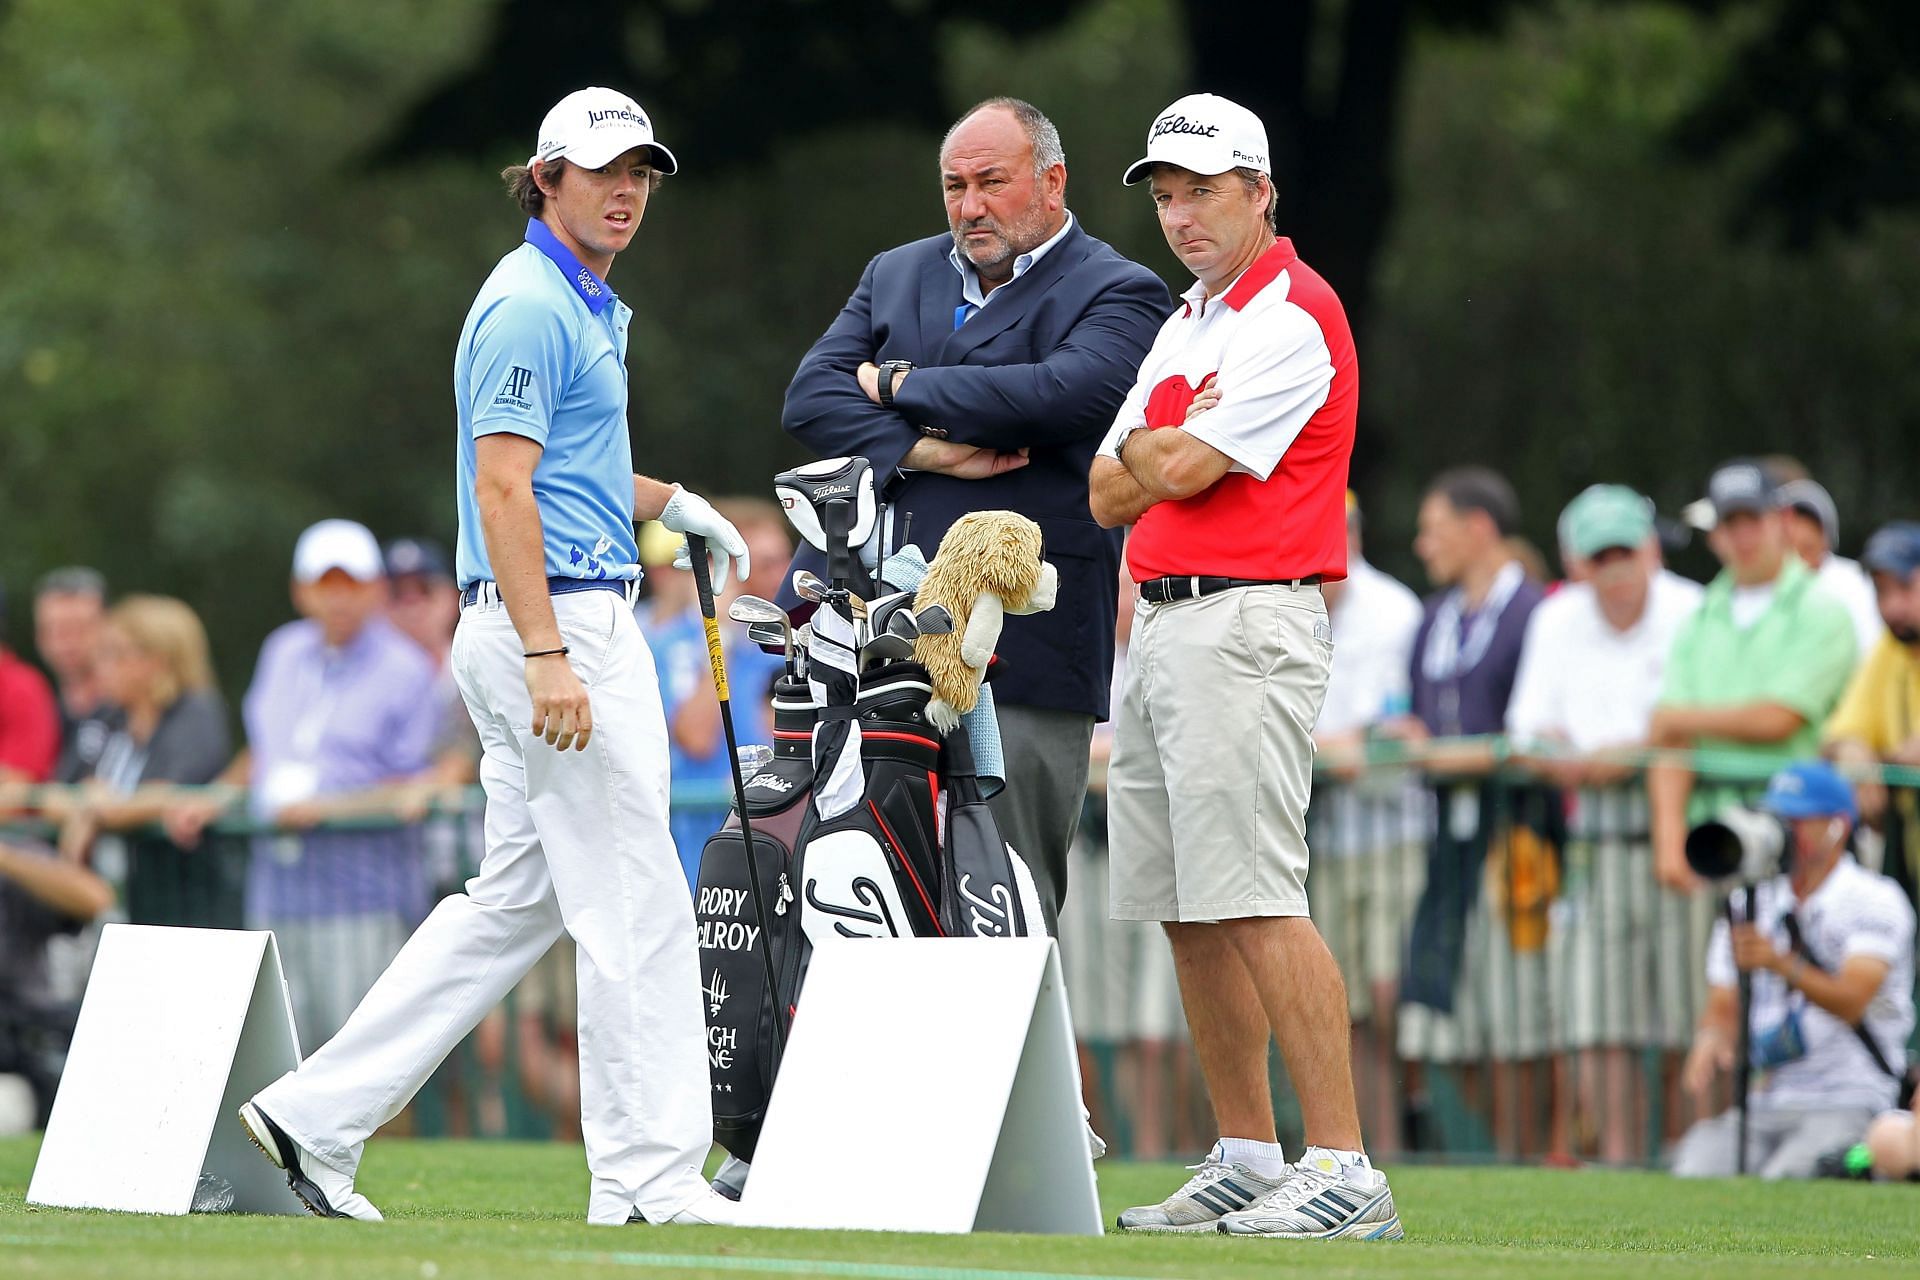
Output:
[524, 646, 570, 659]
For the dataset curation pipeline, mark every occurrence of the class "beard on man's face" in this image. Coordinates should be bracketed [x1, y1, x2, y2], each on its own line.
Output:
[1891, 622, 1920, 645]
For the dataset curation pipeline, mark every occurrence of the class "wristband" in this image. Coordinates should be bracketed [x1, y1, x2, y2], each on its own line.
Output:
[524, 647, 570, 659]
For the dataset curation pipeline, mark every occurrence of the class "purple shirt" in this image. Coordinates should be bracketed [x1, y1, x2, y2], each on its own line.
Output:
[242, 616, 439, 922]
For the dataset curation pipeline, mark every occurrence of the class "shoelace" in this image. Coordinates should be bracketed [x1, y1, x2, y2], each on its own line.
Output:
[1259, 1163, 1344, 1210]
[1172, 1158, 1234, 1199]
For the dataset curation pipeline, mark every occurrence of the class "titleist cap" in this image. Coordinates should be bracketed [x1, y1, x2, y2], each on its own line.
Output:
[1124, 93, 1270, 186]
[531, 87, 678, 174]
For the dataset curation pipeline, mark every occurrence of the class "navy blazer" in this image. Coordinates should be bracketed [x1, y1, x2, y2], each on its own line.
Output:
[781, 222, 1170, 720]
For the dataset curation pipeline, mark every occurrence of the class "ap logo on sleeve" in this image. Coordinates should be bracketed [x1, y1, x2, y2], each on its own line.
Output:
[494, 366, 536, 411]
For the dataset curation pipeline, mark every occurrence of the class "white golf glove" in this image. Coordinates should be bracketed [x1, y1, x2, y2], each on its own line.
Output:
[662, 484, 751, 586]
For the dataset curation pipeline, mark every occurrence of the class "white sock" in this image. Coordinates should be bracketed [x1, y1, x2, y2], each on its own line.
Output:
[1301, 1145, 1376, 1184]
[1216, 1136, 1290, 1178]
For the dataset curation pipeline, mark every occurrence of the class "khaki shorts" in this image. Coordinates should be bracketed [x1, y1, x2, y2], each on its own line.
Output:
[1108, 583, 1332, 922]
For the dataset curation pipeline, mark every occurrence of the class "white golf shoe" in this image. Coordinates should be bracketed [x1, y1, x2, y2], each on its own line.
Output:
[1115, 1142, 1289, 1233]
[238, 1100, 383, 1222]
[630, 1190, 752, 1226]
[1216, 1160, 1402, 1240]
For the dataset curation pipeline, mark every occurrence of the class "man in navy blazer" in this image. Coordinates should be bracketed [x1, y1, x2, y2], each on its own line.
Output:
[782, 97, 1170, 932]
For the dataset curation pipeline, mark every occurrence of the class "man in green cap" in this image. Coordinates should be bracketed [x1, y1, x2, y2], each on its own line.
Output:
[1508, 484, 1702, 1162]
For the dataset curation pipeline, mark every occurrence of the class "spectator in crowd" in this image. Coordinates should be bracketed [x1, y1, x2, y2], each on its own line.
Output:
[1777, 478, 1882, 659]
[1649, 461, 1857, 896]
[1060, 563, 1191, 1159]
[1824, 521, 1920, 906]
[43, 595, 237, 927]
[167, 519, 441, 1048]
[33, 567, 112, 777]
[1393, 467, 1545, 1145]
[783, 96, 1170, 934]
[1673, 760, 1915, 1179]
[1506, 486, 1703, 1163]
[0, 582, 61, 785]
[0, 835, 114, 1130]
[1309, 491, 1427, 1158]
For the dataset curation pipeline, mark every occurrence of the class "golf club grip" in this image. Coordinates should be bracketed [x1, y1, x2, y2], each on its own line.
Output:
[683, 530, 787, 1057]
[687, 533, 718, 620]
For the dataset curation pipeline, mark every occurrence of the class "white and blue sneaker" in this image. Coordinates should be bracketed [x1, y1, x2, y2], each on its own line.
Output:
[1115, 1142, 1288, 1233]
[1217, 1160, 1402, 1240]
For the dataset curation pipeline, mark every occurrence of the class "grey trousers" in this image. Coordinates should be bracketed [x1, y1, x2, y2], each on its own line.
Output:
[986, 704, 1095, 938]
[1670, 1104, 1876, 1179]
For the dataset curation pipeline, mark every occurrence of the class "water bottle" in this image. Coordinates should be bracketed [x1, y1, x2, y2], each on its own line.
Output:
[736, 745, 773, 775]
[192, 1170, 236, 1213]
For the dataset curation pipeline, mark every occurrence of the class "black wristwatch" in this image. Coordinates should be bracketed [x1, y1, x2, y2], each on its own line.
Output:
[877, 359, 914, 410]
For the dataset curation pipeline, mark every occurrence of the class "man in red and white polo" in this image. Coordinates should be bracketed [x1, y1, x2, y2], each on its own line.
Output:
[1091, 93, 1398, 1241]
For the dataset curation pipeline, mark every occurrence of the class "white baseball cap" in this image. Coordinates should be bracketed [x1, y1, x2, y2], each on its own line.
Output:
[292, 519, 384, 584]
[1123, 93, 1270, 186]
[530, 87, 679, 175]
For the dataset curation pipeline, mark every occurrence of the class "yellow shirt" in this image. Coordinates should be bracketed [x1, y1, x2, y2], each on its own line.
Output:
[1823, 631, 1920, 753]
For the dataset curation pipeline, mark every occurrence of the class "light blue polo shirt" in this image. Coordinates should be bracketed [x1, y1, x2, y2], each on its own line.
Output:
[453, 219, 641, 588]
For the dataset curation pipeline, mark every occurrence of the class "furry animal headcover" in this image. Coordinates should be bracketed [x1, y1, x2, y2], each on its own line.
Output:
[912, 511, 1058, 731]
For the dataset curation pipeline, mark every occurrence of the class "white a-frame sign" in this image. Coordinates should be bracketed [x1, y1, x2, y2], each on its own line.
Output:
[29, 925, 308, 1215]
[738, 937, 1102, 1235]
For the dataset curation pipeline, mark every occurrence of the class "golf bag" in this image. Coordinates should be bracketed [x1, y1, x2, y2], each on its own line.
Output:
[698, 454, 1046, 1163]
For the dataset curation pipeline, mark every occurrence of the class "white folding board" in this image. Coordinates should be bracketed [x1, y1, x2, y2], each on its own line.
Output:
[738, 937, 1101, 1235]
[28, 924, 308, 1215]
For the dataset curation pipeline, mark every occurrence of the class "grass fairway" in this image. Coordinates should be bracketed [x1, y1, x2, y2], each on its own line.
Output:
[4, 1134, 1917, 1279]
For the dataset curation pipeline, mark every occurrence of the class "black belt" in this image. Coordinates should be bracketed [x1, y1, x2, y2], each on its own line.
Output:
[460, 577, 631, 608]
[1138, 575, 1323, 604]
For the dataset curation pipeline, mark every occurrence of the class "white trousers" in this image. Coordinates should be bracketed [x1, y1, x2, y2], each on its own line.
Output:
[257, 587, 711, 1224]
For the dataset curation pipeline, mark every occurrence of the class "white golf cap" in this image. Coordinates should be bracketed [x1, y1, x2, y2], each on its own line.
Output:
[292, 519, 384, 584]
[1123, 93, 1270, 186]
[530, 86, 678, 175]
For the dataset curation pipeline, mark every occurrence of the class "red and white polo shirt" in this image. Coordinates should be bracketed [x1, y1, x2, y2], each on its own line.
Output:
[1099, 237, 1357, 583]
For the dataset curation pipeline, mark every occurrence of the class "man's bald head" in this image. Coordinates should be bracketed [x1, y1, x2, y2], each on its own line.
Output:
[941, 97, 1064, 178]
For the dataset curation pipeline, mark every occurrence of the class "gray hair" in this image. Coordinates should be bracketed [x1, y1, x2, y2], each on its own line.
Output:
[943, 97, 1065, 178]
[35, 565, 107, 603]
[1233, 167, 1279, 233]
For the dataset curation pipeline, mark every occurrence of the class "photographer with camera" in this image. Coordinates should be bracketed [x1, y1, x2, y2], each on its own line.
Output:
[1672, 760, 1915, 1179]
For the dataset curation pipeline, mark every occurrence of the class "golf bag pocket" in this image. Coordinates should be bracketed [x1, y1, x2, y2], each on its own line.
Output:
[697, 754, 811, 1160]
[938, 723, 1043, 938]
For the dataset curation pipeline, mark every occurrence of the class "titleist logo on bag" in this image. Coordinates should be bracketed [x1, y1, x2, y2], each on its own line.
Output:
[1152, 114, 1219, 140]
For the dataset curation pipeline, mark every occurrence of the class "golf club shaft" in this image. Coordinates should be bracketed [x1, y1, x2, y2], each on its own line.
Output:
[687, 533, 787, 1058]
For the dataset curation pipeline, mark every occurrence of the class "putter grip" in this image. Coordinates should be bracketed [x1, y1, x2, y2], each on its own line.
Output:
[686, 533, 716, 615]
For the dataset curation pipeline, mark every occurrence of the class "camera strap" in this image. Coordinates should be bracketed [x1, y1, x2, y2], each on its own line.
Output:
[1780, 911, 1909, 1087]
